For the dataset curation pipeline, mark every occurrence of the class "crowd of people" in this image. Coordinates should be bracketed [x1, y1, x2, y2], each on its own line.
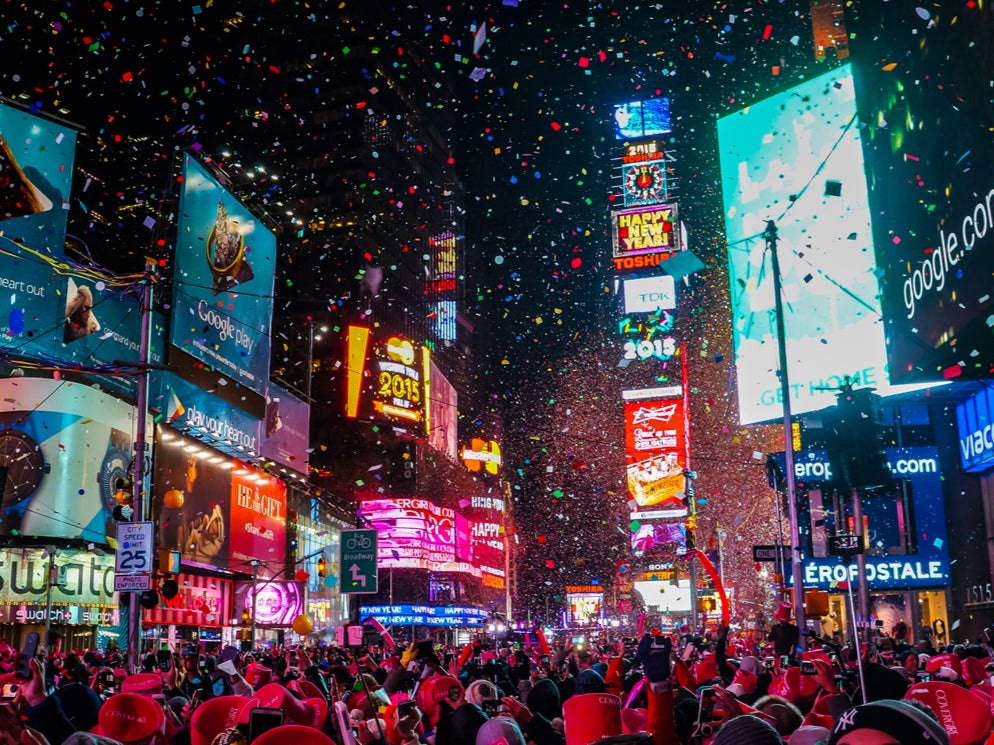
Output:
[1, 604, 993, 745]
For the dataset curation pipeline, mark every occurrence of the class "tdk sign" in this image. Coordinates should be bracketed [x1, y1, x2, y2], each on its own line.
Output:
[623, 275, 676, 314]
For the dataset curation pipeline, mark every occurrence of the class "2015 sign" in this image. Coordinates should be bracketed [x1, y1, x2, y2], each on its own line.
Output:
[623, 337, 676, 361]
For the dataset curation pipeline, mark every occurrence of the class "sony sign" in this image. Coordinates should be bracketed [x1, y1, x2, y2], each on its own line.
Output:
[623, 275, 676, 314]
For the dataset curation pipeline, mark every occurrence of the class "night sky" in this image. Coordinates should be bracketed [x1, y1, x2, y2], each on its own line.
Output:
[0, 0, 884, 622]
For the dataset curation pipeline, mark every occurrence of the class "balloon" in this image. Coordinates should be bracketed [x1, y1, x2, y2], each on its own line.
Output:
[163, 489, 185, 509]
[292, 614, 313, 635]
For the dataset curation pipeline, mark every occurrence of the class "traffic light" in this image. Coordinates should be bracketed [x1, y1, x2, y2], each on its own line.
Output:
[241, 608, 251, 625]
[826, 387, 891, 491]
[317, 554, 327, 578]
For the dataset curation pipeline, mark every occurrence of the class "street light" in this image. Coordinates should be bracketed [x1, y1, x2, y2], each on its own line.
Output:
[487, 616, 506, 648]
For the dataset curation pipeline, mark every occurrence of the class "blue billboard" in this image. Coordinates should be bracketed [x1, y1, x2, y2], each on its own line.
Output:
[957, 387, 994, 474]
[613, 98, 671, 140]
[0, 101, 77, 251]
[170, 155, 276, 396]
[778, 447, 951, 591]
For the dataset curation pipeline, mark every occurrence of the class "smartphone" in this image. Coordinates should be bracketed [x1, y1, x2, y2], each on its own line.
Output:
[875, 619, 884, 628]
[248, 708, 284, 742]
[1, 683, 18, 699]
[17, 632, 39, 678]
[157, 647, 171, 673]
[397, 699, 418, 717]
[780, 655, 790, 668]
[481, 699, 501, 717]
[651, 636, 669, 649]
[697, 687, 716, 724]
[800, 660, 817, 675]
[764, 656, 775, 671]
[915, 671, 931, 682]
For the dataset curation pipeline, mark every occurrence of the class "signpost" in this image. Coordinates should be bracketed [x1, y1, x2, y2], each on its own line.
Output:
[752, 544, 790, 563]
[114, 521, 154, 592]
[340, 529, 378, 594]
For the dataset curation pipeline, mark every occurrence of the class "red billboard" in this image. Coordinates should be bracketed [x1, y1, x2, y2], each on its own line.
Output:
[623, 387, 688, 519]
[229, 466, 287, 573]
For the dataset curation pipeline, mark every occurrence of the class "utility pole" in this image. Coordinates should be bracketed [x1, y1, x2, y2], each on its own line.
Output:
[763, 220, 807, 643]
[127, 260, 155, 671]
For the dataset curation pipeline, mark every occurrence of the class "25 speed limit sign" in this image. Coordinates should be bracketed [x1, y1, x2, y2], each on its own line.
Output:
[115, 521, 155, 575]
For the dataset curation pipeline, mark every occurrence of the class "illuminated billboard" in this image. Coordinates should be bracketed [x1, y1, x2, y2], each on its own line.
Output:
[957, 387, 994, 474]
[565, 585, 603, 625]
[155, 427, 286, 577]
[611, 204, 680, 259]
[614, 140, 679, 208]
[466, 493, 507, 589]
[623, 386, 688, 519]
[0, 101, 77, 250]
[428, 362, 458, 459]
[850, 4, 994, 382]
[234, 581, 304, 627]
[613, 98, 671, 140]
[0, 378, 139, 544]
[345, 326, 430, 434]
[359, 497, 479, 576]
[718, 64, 925, 425]
[170, 154, 277, 396]
[622, 275, 676, 315]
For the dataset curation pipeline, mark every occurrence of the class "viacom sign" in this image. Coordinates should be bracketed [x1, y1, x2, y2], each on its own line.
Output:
[957, 387, 994, 473]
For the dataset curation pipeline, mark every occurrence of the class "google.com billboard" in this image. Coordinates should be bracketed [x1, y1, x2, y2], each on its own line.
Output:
[850, 3, 994, 382]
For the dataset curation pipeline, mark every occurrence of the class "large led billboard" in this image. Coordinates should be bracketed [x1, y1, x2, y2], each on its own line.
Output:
[718, 64, 924, 425]
[359, 497, 478, 577]
[170, 154, 277, 396]
[613, 98, 671, 140]
[612, 204, 680, 259]
[0, 101, 77, 250]
[345, 326, 429, 434]
[623, 386, 688, 520]
[850, 4, 994, 382]
[155, 427, 286, 577]
[0, 378, 139, 544]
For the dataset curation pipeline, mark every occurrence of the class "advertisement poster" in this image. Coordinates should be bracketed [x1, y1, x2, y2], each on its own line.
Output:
[345, 327, 429, 434]
[611, 203, 680, 259]
[623, 388, 688, 519]
[234, 581, 304, 627]
[718, 64, 933, 425]
[0, 101, 77, 250]
[260, 381, 310, 473]
[170, 154, 276, 396]
[0, 378, 139, 544]
[851, 4, 994, 382]
[155, 427, 286, 578]
[143, 573, 231, 627]
[359, 497, 479, 577]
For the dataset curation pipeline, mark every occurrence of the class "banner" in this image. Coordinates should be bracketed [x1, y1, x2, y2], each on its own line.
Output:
[170, 154, 276, 395]
[0, 378, 139, 543]
[623, 388, 688, 519]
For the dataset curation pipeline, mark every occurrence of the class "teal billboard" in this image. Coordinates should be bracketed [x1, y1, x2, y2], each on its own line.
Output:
[170, 154, 276, 396]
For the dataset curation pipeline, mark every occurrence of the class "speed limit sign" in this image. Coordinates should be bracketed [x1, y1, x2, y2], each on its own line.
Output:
[115, 521, 154, 581]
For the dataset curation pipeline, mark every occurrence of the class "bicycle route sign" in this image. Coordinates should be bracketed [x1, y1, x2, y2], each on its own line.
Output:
[340, 529, 378, 594]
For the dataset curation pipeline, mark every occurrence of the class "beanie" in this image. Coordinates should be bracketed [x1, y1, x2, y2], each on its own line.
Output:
[712, 714, 784, 745]
[465, 679, 499, 706]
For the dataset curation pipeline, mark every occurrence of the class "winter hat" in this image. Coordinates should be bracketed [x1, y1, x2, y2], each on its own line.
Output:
[961, 656, 987, 686]
[465, 678, 499, 706]
[95, 693, 166, 745]
[787, 725, 830, 745]
[191, 696, 246, 745]
[526, 677, 562, 720]
[712, 714, 784, 745]
[575, 668, 607, 694]
[476, 716, 527, 745]
[827, 699, 951, 745]
[739, 656, 763, 677]
[694, 657, 721, 686]
[905, 680, 993, 745]
[434, 703, 489, 745]
[926, 654, 963, 678]
[251, 724, 335, 745]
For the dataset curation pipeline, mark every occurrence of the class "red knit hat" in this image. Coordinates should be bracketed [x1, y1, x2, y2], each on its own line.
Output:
[95, 693, 166, 745]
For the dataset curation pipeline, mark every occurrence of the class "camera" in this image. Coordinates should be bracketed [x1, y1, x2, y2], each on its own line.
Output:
[764, 657, 775, 671]
[1, 683, 18, 699]
[800, 660, 817, 675]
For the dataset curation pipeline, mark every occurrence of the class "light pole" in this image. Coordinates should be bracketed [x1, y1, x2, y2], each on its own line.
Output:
[763, 220, 807, 643]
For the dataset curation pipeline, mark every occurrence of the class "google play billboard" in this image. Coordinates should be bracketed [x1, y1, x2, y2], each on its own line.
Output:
[718, 64, 927, 425]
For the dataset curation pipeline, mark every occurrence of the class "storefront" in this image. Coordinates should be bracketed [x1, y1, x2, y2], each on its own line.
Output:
[142, 573, 233, 652]
[785, 446, 952, 644]
[0, 546, 119, 650]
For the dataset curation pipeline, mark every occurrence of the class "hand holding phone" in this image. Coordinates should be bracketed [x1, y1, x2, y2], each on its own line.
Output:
[16, 632, 39, 679]
[248, 707, 283, 742]
[481, 699, 502, 717]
